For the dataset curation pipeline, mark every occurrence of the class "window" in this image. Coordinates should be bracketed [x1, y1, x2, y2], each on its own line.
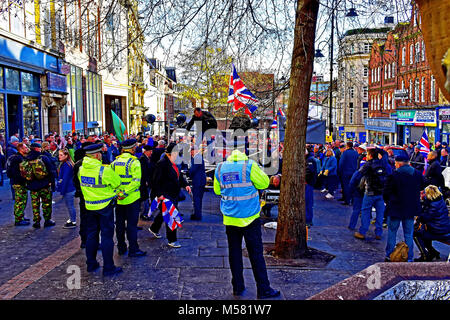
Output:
[22, 96, 40, 137]
[364, 43, 370, 53]
[384, 66, 387, 80]
[63, 66, 83, 127]
[364, 66, 368, 77]
[392, 62, 396, 77]
[402, 47, 406, 66]
[384, 94, 387, 110]
[349, 87, 354, 98]
[415, 78, 420, 102]
[421, 77, 425, 102]
[401, 80, 405, 103]
[363, 103, 368, 121]
[431, 75, 436, 102]
[363, 86, 368, 99]
[5, 68, 20, 91]
[349, 103, 354, 124]
[21, 72, 40, 92]
[422, 41, 426, 61]
[409, 79, 413, 101]
[410, 44, 414, 64]
[415, 43, 420, 63]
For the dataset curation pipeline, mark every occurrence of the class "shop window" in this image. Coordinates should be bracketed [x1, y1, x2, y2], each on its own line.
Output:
[0, 94, 5, 136]
[21, 72, 40, 92]
[5, 68, 20, 91]
[22, 96, 40, 137]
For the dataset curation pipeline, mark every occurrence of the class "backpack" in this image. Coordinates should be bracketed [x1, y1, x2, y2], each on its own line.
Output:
[19, 156, 48, 180]
[389, 242, 409, 262]
[366, 163, 387, 194]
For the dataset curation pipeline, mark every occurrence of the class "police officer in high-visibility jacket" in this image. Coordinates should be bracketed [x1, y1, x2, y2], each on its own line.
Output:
[79, 143, 123, 276]
[111, 139, 147, 257]
[214, 147, 280, 299]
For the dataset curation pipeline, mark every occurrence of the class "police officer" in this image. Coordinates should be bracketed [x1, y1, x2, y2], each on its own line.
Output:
[79, 143, 123, 276]
[111, 139, 147, 257]
[214, 143, 280, 299]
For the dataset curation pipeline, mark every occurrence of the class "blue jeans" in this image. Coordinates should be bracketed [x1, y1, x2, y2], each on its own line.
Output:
[305, 184, 314, 224]
[115, 200, 141, 254]
[348, 195, 363, 230]
[63, 191, 77, 222]
[192, 185, 205, 218]
[85, 202, 116, 272]
[325, 175, 338, 195]
[359, 194, 385, 237]
[225, 218, 271, 295]
[386, 217, 414, 262]
[341, 174, 353, 203]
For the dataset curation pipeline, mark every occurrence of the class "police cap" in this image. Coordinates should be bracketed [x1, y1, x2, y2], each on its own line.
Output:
[121, 138, 137, 150]
[84, 143, 103, 154]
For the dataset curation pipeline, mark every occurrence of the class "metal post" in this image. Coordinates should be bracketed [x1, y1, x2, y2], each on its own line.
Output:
[328, 0, 335, 136]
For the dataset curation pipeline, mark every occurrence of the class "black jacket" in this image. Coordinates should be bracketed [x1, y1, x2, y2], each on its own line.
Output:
[410, 151, 425, 172]
[424, 158, 445, 189]
[359, 159, 388, 196]
[72, 159, 83, 198]
[25, 150, 56, 191]
[6, 152, 27, 185]
[150, 147, 165, 164]
[383, 165, 425, 219]
[185, 111, 217, 133]
[305, 153, 317, 186]
[419, 197, 450, 235]
[139, 154, 154, 200]
[151, 154, 188, 202]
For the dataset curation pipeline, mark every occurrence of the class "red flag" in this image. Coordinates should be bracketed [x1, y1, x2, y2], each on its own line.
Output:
[71, 109, 76, 133]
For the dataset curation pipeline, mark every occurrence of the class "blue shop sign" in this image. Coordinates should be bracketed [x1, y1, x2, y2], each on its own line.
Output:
[0, 35, 59, 73]
[364, 118, 396, 133]
[47, 72, 67, 92]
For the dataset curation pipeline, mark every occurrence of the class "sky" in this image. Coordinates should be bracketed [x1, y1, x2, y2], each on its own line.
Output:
[139, 0, 414, 83]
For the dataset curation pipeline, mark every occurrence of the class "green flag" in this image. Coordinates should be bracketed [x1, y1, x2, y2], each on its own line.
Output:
[111, 110, 127, 141]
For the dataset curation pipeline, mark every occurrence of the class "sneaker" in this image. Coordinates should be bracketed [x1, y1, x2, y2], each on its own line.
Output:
[320, 188, 328, 193]
[354, 232, 365, 240]
[257, 288, 281, 299]
[32, 222, 41, 229]
[128, 250, 147, 257]
[168, 241, 181, 248]
[14, 220, 30, 226]
[233, 288, 247, 296]
[87, 262, 100, 272]
[325, 193, 334, 199]
[44, 220, 56, 228]
[148, 228, 162, 239]
[382, 223, 388, 228]
[63, 221, 77, 229]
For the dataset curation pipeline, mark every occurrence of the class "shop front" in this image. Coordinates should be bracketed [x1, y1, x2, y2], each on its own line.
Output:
[396, 109, 437, 146]
[437, 107, 450, 144]
[0, 36, 64, 140]
[365, 118, 396, 145]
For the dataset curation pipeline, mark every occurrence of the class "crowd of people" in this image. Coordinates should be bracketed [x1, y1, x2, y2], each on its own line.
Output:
[304, 139, 450, 262]
[1, 122, 449, 291]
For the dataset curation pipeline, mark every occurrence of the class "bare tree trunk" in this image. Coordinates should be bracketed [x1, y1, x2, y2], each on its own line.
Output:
[274, 0, 319, 259]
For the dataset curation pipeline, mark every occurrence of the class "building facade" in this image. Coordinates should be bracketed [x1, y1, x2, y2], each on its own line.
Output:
[0, 0, 67, 140]
[367, 4, 449, 146]
[336, 27, 390, 143]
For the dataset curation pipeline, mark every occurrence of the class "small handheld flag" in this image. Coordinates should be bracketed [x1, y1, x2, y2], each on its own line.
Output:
[419, 128, 430, 157]
[148, 197, 183, 231]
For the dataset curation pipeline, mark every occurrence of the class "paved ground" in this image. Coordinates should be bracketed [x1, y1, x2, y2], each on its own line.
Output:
[0, 179, 448, 300]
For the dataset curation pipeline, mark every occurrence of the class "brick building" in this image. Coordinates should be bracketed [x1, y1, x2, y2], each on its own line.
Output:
[367, 4, 449, 146]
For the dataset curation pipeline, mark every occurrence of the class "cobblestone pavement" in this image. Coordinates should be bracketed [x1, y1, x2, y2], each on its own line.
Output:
[0, 179, 448, 300]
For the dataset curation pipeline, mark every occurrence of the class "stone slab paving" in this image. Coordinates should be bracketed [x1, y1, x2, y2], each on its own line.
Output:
[0, 178, 448, 300]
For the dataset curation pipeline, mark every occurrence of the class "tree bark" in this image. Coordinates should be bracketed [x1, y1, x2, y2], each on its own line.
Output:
[274, 0, 320, 259]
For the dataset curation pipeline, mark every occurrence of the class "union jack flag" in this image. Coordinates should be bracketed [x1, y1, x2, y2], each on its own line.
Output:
[271, 119, 278, 129]
[419, 128, 430, 157]
[149, 197, 183, 231]
[228, 64, 259, 117]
